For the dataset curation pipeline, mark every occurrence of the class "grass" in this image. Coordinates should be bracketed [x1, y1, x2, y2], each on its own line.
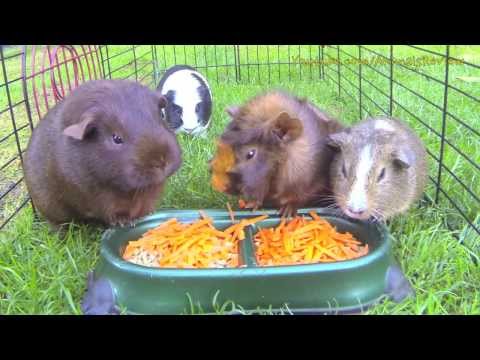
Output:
[0, 45, 479, 314]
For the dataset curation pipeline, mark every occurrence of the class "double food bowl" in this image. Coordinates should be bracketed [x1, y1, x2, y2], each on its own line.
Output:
[81, 208, 413, 315]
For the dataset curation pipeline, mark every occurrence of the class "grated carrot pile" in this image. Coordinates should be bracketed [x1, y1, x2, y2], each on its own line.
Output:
[210, 141, 236, 193]
[122, 212, 268, 269]
[255, 211, 369, 266]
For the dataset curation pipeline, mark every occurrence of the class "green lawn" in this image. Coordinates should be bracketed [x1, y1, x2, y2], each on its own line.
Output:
[0, 45, 479, 314]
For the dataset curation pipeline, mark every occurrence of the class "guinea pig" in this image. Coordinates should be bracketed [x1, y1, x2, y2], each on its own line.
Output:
[326, 116, 428, 221]
[156, 65, 212, 136]
[210, 90, 345, 217]
[23, 79, 182, 230]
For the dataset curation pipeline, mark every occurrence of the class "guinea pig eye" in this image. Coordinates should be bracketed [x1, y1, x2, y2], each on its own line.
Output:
[341, 163, 347, 177]
[112, 134, 123, 145]
[377, 168, 386, 182]
[246, 149, 256, 160]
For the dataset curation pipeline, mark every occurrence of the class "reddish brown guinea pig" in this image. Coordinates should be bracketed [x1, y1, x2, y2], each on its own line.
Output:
[210, 90, 344, 217]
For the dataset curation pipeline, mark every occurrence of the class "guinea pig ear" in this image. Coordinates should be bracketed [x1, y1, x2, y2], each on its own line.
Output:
[156, 94, 168, 109]
[63, 113, 96, 140]
[326, 131, 349, 151]
[392, 148, 414, 169]
[164, 90, 175, 103]
[225, 120, 241, 132]
[225, 106, 240, 118]
[271, 111, 303, 143]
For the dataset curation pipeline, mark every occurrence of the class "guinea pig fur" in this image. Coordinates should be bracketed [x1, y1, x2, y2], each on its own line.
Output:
[215, 90, 345, 217]
[327, 117, 428, 221]
[157, 65, 212, 136]
[23, 79, 182, 230]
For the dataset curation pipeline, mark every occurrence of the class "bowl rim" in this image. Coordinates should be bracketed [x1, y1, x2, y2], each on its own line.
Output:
[99, 208, 392, 277]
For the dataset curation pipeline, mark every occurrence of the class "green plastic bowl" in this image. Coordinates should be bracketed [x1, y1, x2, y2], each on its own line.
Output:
[81, 208, 413, 315]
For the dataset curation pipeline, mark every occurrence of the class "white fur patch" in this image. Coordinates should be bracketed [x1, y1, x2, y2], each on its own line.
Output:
[161, 69, 208, 132]
[374, 120, 395, 132]
[347, 145, 373, 212]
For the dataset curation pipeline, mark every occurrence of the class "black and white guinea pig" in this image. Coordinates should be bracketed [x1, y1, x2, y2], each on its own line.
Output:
[156, 65, 213, 136]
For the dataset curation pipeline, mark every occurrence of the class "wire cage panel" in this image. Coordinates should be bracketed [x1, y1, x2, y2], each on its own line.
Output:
[0, 45, 478, 242]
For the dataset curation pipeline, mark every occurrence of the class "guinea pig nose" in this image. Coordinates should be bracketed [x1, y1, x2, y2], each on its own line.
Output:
[152, 157, 166, 169]
[347, 206, 366, 216]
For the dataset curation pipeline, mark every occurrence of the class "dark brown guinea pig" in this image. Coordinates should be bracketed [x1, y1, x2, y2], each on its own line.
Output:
[23, 79, 182, 230]
[213, 90, 344, 217]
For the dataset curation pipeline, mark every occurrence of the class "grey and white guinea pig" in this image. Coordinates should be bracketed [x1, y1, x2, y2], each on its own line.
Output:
[156, 65, 213, 136]
[326, 117, 428, 222]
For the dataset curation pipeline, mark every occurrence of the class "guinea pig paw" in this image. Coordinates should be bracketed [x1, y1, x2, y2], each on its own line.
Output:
[248, 200, 262, 212]
[111, 218, 129, 228]
[279, 204, 297, 219]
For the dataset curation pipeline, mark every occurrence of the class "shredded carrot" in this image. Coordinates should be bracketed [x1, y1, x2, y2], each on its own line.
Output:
[237, 198, 260, 210]
[210, 141, 236, 193]
[254, 211, 369, 266]
[122, 206, 268, 269]
[244, 214, 269, 225]
[238, 199, 247, 209]
[123, 207, 368, 269]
